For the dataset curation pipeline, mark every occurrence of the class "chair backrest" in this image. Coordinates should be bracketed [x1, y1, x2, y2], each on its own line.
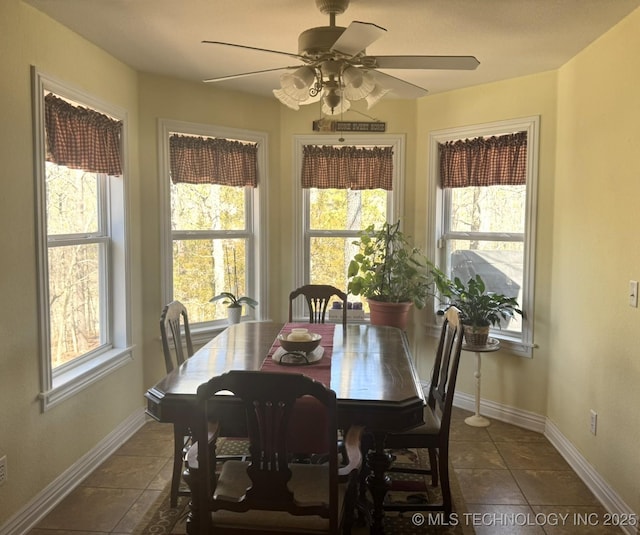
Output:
[428, 307, 464, 436]
[288, 284, 348, 327]
[160, 300, 194, 373]
[193, 370, 339, 530]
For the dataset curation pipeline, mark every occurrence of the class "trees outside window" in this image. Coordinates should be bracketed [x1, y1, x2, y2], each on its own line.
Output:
[46, 164, 106, 368]
[170, 181, 250, 323]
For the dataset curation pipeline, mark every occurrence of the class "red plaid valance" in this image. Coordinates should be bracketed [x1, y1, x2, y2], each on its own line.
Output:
[169, 134, 258, 187]
[301, 145, 393, 190]
[439, 131, 527, 188]
[44, 93, 122, 176]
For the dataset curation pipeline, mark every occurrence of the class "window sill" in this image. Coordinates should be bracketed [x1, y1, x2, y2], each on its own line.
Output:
[40, 347, 134, 411]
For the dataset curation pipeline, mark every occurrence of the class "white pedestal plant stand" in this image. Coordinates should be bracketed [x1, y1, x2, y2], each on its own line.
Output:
[462, 338, 500, 427]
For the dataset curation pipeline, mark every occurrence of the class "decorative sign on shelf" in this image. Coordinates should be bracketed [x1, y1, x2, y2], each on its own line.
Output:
[312, 119, 386, 133]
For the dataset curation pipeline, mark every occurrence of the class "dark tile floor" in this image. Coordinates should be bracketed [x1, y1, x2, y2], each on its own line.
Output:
[27, 407, 622, 534]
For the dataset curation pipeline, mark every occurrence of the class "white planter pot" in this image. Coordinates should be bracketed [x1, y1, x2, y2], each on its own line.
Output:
[227, 306, 242, 324]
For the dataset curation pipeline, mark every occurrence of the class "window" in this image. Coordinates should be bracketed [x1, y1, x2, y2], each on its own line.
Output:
[428, 117, 539, 356]
[159, 120, 267, 335]
[33, 69, 132, 410]
[292, 134, 404, 319]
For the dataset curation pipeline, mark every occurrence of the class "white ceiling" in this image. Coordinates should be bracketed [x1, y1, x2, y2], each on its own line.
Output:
[26, 0, 640, 100]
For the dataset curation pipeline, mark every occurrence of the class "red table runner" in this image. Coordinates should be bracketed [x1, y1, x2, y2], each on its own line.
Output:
[260, 322, 334, 387]
[260, 323, 336, 453]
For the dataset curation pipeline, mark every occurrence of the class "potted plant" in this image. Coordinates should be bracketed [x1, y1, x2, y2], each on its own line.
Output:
[432, 267, 522, 346]
[347, 220, 433, 329]
[210, 292, 258, 324]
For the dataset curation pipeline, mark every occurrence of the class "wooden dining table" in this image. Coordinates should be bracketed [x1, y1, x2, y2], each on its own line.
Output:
[145, 321, 425, 535]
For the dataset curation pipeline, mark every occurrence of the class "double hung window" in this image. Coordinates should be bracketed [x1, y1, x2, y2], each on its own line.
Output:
[159, 120, 266, 332]
[429, 118, 539, 355]
[33, 70, 132, 409]
[293, 134, 404, 318]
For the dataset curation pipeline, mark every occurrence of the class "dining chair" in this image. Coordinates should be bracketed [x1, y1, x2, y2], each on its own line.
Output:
[159, 301, 195, 507]
[289, 284, 348, 328]
[160, 301, 218, 508]
[183, 370, 364, 535]
[160, 300, 194, 374]
[383, 306, 464, 520]
[288, 284, 349, 463]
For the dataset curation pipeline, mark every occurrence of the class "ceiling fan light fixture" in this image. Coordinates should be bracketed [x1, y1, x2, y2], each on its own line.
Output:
[291, 66, 316, 90]
[364, 84, 390, 109]
[342, 65, 363, 85]
[322, 87, 350, 115]
[321, 59, 341, 77]
[343, 67, 375, 100]
[273, 88, 301, 110]
[279, 72, 311, 101]
[322, 87, 341, 109]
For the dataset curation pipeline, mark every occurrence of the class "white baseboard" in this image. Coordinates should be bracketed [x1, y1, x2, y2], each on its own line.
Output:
[445, 387, 638, 535]
[0, 408, 148, 535]
[452, 389, 547, 433]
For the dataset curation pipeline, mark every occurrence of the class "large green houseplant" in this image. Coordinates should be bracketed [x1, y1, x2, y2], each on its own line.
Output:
[347, 221, 433, 329]
[432, 267, 522, 346]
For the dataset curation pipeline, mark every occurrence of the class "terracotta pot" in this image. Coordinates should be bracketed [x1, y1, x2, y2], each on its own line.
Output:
[367, 299, 413, 330]
[227, 306, 242, 324]
[463, 324, 490, 347]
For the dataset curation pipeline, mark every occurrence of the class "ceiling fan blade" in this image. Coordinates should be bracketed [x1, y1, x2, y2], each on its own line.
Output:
[370, 70, 429, 99]
[330, 21, 386, 56]
[202, 40, 306, 62]
[372, 55, 480, 70]
[203, 66, 296, 83]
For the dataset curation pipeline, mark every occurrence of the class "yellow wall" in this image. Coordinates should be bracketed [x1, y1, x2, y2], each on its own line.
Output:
[2, 0, 640, 525]
[0, 0, 142, 523]
[550, 7, 640, 511]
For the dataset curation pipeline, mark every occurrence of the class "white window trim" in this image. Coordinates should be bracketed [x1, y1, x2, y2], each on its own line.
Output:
[291, 134, 405, 319]
[157, 119, 268, 341]
[32, 67, 133, 411]
[427, 117, 539, 357]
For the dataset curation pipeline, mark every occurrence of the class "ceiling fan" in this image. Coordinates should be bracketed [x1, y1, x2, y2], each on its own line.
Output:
[202, 0, 479, 115]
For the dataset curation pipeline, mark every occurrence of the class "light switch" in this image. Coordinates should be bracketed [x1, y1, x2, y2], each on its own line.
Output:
[630, 280, 638, 308]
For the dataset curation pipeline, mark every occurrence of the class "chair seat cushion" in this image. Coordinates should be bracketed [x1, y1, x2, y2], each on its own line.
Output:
[212, 460, 346, 533]
[396, 405, 441, 436]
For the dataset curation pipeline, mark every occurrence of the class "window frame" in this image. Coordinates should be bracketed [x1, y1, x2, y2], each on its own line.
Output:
[292, 134, 405, 320]
[427, 117, 539, 357]
[158, 119, 268, 340]
[33, 67, 133, 411]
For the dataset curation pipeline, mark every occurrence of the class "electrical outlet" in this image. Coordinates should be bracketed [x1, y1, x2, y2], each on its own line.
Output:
[0, 455, 7, 486]
[590, 410, 598, 435]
